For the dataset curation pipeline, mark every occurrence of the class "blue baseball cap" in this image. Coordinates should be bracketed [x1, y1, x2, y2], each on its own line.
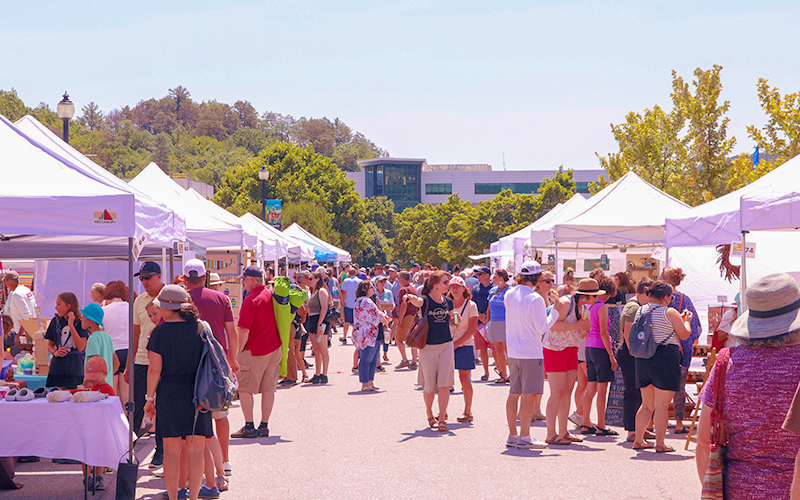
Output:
[237, 265, 263, 279]
[134, 261, 161, 277]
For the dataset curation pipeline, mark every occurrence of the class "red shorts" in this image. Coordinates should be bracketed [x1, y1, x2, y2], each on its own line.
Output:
[474, 326, 492, 350]
[543, 346, 579, 373]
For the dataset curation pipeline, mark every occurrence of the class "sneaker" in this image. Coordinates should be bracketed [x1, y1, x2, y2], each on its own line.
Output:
[84, 476, 95, 491]
[505, 434, 519, 448]
[198, 485, 220, 499]
[223, 462, 232, 476]
[320, 375, 328, 384]
[257, 424, 269, 437]
[216, 476, 229, 491]
[162, 488, 189, 499]
[231, 426, 258, 439]
[515, 437, 547, 449]
[278, 379, 297, 386]
[149, 453, 164, 469]
[150, 465, 164, 477]
[310, 374, 321, 384]
[395, 360, 410, 369]
[351, 367, 359, 373]
[409, 362, 418, 370]
[93, 476, 105, 491]
[376, 365, 386, 372]
[568, 412, 583, 427]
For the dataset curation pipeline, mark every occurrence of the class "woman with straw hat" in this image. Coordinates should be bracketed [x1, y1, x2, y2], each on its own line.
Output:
[697, 273, 800, 498]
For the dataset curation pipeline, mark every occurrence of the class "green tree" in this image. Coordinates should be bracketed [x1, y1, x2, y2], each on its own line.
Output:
[214, 142, 366, 256]
[363, 196, 395, 239]
[0, 89, 27, 121]
[356, 222, 390, 266]
[282, 200, 339, 245]
[671, 65, 736, 203]
[78, 102, 104, 130]
[747, 78, 800, 161]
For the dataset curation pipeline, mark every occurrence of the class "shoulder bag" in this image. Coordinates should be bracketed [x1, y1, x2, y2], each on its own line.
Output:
[628, 304, 674, 359]
[701, 347, 732, 499]
[405, 296, 429, 350]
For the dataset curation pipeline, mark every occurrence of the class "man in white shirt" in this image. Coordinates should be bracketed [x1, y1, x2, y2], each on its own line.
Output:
[503, 261, 558, 449]
[2, 271, 38, 341]
[339, 268, 361, 344]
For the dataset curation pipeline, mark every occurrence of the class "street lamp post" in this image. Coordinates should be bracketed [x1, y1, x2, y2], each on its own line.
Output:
[56, 92, 75, 143]
[258, 167, 270, 221]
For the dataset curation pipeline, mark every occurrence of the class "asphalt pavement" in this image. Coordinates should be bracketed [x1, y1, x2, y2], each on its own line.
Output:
[9, 333, 702, 499]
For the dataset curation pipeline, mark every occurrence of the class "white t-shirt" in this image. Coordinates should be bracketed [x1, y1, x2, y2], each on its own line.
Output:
[450, 300, 478, 347]
[3, 285, 37, 332]
[102, 301, 130, 351]
[503, 284, 558, 359]
[341, 277, 361, 309]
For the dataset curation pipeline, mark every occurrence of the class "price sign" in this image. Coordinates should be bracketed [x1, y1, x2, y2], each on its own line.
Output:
[731, 241, 756, 259]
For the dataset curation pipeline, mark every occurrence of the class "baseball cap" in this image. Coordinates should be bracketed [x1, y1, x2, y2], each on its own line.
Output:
[448, 276, 466, 287]
[184, 259, 206, 278]
[357, 272, 368, 280]
[134, 261, 161, 277]
[85, 356, 108, 377]
[153, 284, 191, 310]
[376, 275, 388, 282]
[237, 265, 263, 279]
[411, 263, 421, 269]
[388, 265, 398, 272]
[474, 266, 491, 275]
[310, 263, 320, 271]
[520, 260, 542, 275]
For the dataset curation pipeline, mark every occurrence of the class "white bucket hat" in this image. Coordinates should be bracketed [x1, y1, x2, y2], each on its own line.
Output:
[730, 273, 800, 340]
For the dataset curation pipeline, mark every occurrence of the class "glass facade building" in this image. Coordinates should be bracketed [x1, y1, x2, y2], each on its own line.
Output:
[362, 159, 423, 211]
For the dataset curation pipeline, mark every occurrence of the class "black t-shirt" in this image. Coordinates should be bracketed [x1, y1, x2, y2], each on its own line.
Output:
[147, 321, 204, 383]
[44, 316, 90, 376]
[424, 295, 453, 345]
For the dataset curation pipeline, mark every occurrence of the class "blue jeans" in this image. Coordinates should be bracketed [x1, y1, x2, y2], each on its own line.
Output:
[358, 343, 380, 384]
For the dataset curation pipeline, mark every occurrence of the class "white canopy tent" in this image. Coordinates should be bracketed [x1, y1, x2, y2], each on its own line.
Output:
[239, 213, 315, 263]
[666, 154, 800, 310]
[129, 163, 257, 251]
[283, 223, 351, 263]
[237, 213, 289, 262]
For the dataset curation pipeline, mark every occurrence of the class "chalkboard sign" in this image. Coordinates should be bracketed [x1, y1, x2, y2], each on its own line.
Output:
[605, 368, 625, 427]
[608, 305, 623, 350]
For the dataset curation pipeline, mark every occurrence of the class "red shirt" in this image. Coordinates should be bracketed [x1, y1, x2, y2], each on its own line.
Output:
[71, 383, 115, 396]
[237, 285, 281, 356]
[189, 286, 235, 352]
[398, 285, 419, 317]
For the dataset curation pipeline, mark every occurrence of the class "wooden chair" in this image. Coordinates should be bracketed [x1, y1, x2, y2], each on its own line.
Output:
[685, 347, 717, 450]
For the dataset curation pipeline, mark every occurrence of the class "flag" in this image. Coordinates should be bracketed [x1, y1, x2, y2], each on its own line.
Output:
[753, 145, 760, 167]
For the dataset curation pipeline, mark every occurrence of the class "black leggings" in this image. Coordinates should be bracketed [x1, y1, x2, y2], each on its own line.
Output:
[134, 363, 163, 458]
[616, 342, 641, 432]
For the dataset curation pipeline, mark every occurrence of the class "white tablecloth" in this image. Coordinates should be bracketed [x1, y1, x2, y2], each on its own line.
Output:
[0, 397, 129, 468]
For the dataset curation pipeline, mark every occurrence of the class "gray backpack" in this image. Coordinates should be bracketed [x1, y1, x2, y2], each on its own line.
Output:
[194, 322, 238, 413]
[628, 305, 673, 359]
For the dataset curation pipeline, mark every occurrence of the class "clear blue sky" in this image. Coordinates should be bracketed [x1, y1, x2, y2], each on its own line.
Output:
[3, 1, 798, 170]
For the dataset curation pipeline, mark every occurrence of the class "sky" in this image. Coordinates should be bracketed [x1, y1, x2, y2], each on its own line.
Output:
[2, 1, 799, 170]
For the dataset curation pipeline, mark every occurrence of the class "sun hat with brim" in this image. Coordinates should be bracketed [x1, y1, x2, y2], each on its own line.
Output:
[730, 273, 800, 340]
[153, 284, 191, 310]
[573, 278, 605, 296]
[208, 273, 225, 286]
[79, 303, 105, 328]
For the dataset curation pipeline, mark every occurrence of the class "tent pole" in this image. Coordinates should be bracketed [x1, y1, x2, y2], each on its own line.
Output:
[127, 237, 135, 459]
[665, 246, 670, 267]
[161, 247, 167, 283]
[740, 231, 748, 312]
[169, 246, 174, 283]
[554, 241, 561, 287]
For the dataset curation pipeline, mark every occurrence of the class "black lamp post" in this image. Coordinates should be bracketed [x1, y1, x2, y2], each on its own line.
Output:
[56, 92, 75, 143]
[258, 167, 270, 221]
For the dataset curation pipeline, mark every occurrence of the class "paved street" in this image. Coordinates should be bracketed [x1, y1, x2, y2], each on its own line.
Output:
[9, 335, 701, 499]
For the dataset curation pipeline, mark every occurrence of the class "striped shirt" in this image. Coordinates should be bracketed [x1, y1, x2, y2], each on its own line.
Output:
[635, 303, 679, 346]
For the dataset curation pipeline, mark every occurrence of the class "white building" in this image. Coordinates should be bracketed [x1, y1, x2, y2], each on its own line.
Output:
[347, 158, 604, 211]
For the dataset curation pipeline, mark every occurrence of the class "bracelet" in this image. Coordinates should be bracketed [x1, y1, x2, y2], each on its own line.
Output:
[145, 395, 155, 402]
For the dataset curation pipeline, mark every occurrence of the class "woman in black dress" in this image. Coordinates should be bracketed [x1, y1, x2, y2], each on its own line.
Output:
[144, 285, 212, 500]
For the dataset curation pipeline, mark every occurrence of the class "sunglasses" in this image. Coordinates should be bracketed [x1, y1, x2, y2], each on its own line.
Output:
[539, 279, 554, 284]
[139, 274, 157, 281]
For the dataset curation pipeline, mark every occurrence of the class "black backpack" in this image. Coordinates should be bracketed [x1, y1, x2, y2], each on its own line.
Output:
[628, 305, 673, 359]
[194, 321, 238, 413]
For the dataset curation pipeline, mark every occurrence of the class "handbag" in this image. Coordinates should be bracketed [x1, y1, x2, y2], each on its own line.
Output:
[701, 347, 732, 499]
[405, 297, 429, 349]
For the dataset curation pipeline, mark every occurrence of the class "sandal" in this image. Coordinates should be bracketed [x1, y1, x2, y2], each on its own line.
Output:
[656, 445, 676, 453]
[301, 375, 309, 383]
[633, 442, 655, 450]
[674, 427, 689, 434]
[644, 430, 656, 440]
[437, 421, 448, 432]
[562, 433, 583, 443]
[480, 374, 489, 381]
[580, 425, 596, 435]
[494, 376, 510, 384]
[428, 415, 438, 429]
[594, 427, 619, 436]
[549, 436, 572, 445]
[457, 413, 473, 423]
[362, 385, 378, 392]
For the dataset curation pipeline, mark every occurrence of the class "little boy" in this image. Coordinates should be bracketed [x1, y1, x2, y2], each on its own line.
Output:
[79, 303, 118, 386]
[79, 355, 114, 491]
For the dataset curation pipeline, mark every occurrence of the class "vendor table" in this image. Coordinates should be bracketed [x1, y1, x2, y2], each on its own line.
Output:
[0, 397, 129, 469]
[13, 374, 47, 391]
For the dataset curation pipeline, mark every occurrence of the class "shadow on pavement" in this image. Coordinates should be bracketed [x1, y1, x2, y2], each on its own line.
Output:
[500, 448, 559, 458]
[229, 435, 292, 446]
[629, 451, 693, 462]
[347, 390, 385, 395]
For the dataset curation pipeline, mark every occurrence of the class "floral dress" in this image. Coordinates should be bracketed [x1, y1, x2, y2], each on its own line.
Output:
[353, 297, 381, 350]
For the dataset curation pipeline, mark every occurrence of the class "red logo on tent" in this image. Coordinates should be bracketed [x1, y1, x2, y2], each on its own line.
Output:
[93, 210, 118, 224]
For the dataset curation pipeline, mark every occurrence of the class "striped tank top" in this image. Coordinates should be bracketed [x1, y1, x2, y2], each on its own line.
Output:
[636, 303, 679, 346]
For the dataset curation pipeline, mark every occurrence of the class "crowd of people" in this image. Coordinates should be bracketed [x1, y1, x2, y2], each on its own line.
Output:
[8, 257, 800, 499]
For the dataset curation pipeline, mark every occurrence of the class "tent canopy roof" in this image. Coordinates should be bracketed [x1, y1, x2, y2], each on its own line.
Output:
[240, 213, 315, 262]
[553, 172, 689, 245]
[283, 223, 351, 263]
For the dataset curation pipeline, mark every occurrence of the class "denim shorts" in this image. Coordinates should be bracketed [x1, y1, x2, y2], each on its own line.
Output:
[454, 345, 476, 371]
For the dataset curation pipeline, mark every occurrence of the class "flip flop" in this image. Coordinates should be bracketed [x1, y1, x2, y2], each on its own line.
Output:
[656, 446, 676, 453]
[545, 436, 571, 445]
[633, 442, 655, 450]
[562, 433, 583, 443]
[674, 427, 689, 434]
[362, 386, 378, 392]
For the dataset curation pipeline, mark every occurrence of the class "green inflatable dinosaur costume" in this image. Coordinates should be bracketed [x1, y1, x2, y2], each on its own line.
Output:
[272, 276, 309, 378]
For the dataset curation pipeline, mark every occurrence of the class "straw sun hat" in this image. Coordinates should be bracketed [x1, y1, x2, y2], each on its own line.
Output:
[573, 278, 605, 296]
[730, 273, 800, 340]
